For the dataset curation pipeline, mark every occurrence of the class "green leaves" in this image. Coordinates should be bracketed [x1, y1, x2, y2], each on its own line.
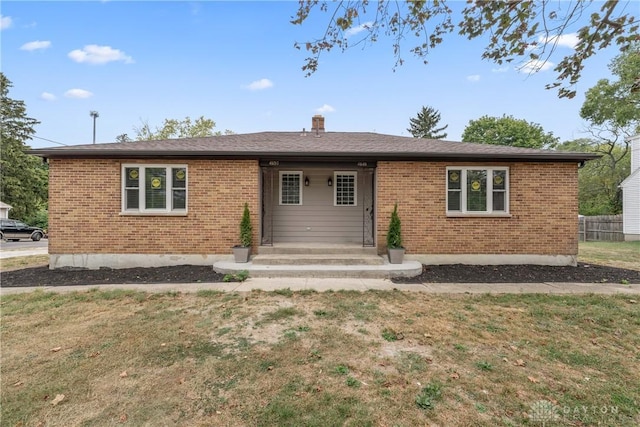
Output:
[407, 105, 448, 139]
[292, 1, 637, 98]
[461, 115, 558, 149]
[133, 116, 231, 141]
[0, 73, 48, 220]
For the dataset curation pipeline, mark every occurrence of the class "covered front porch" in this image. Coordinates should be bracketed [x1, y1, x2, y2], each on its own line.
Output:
[260, 161, 376, 247]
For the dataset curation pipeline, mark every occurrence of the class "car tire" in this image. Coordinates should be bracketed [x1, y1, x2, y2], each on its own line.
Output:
[32, 233, 42, 242]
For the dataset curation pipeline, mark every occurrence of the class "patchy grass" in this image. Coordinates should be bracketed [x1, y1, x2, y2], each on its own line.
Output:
[579, 241, 640, 271]
[1, 290, 639, 426]
[0, 254, 48, 272]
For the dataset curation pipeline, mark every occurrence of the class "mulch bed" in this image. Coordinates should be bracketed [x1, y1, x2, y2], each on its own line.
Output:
[1, 263, 639, 288]
[392, 263, 640, 284]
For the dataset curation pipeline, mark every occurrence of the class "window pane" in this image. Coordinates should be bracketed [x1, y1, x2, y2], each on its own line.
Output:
[448, 170, 461, 190]
[493, 170, 506, 190]
[493, 191, 505, 211]
[281, 173, 300, 204]
[173, 189, 186, 210]
[125, 189, 139, 209]
[125, 167, 139, 188]
[336, 174, 356, 205]
[145, 168, 166, 209]
[448, 191, 461, 211]
[467, 170, 487, 211]
[172, 168, 186, 189]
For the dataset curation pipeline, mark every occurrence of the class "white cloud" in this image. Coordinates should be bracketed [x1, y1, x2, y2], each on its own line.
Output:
[539, 32, 579, 49]
[315, 104, 335, 114]
[0, 15, 12, 30]
[68, 44, 134, 64]
[345, 21, 373, 37]
[64, 89, 93, 99]
[491, 66, 509, 73]
[245, 78, 273, 90]
[519, 59, 554, 73]
[20, 40, 51, 51]
[40, 92, 57, 101]
[466, 74, 480, 82]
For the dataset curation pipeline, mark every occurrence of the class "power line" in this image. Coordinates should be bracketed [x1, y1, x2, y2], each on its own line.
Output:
[31, 135, 68, 146]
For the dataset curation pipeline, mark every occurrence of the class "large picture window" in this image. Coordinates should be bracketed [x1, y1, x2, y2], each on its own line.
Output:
[279, 171, 302, 205]
[334, 171, 357, 206]
[122, 165, 187, 213]
[446, 167, 508, 214]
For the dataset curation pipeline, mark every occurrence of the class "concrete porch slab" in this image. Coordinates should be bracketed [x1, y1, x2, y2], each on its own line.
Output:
[213, 259, 423, 279]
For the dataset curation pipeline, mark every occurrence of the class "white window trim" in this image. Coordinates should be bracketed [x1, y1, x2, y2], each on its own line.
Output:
[279, 171, 303, 205]
[446, 167, 510, 216]
[121, 164, 188, 215]
[334, 171, 358, 207]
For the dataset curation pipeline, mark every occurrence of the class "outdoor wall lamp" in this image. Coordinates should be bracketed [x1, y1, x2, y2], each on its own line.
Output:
[304, 176, 310, 186]
[327, 177, 333, 187]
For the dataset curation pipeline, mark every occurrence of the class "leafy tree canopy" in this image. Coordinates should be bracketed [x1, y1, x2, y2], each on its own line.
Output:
[580, 43, 640, 132]
[407, 105, 448, 139]
[461, 115, 558, 149]
[0, 73, 48, 220]
[565, 48, 638, 215]
[133, 116, 233, 141]
[557, 139, 629, 215]
[292, 1, 637, 98]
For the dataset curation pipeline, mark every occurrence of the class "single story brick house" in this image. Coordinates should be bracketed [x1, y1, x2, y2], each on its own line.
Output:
[31, 116, 597, 269]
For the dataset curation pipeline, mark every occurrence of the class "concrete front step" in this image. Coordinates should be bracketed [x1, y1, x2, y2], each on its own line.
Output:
[252, 254, 385, 266]
[258, 245, 377, 256]
[213, 260, 423, 279]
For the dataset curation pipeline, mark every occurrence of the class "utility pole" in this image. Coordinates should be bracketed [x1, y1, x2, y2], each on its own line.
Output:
[90, 111, 99, 144]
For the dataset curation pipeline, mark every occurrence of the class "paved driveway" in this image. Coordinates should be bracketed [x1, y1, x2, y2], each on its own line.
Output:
[0, 240, 48, 259]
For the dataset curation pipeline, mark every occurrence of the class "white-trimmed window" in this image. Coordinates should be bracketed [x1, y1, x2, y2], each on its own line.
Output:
[279, 171, 302, 205]
[446, 167, 508, 214]
[122, 164, 187, 213]
[334, 171, 357, 206]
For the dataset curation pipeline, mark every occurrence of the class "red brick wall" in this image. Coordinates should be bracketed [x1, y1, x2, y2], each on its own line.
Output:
[48, 159, 260, 254]
[376, 161, 579, 256]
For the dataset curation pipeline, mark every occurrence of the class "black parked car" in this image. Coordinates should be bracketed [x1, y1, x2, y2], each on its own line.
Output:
[0, 219, 45, 241]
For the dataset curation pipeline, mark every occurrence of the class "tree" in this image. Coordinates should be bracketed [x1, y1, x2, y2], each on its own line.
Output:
[133, 116, 233, 141]
[580, 44, 640, 131]
[557, 139, 629, 215]
[292, 1, 637, 98]
[407, 105, 448, 139]
[561, 47, 640, 215]
[461, 115, 558, 149]
[0, 73, 48, 220]
[115, 133, 132, 143]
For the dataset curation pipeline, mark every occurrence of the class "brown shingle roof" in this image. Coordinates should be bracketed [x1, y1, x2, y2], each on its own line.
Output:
[29, 132, 599, 162]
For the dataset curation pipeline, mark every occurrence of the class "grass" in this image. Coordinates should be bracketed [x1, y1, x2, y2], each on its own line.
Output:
[579, 241, 640, 271]
[0, 254, 48, 272]
[2, 290, 639, 426]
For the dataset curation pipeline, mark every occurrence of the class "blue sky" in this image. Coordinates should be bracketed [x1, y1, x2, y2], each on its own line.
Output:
[1, 1, 624, 149]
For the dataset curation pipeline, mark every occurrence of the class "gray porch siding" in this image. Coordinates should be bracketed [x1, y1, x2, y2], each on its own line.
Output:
[272, 168, 364, 243]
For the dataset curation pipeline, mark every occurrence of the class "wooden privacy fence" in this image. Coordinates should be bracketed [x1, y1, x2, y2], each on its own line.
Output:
[578, 215, 624, 242]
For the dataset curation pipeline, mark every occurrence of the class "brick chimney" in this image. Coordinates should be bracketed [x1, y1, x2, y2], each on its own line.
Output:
[311, 115, 325, 133]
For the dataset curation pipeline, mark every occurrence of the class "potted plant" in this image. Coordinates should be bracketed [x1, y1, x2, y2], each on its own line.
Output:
[233, 202, 253, 263]
[386, 203, 405, 264]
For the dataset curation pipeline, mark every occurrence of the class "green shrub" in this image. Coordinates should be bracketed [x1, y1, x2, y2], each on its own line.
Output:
[386, 203, 402, 249]
[240, 202, 253, 247]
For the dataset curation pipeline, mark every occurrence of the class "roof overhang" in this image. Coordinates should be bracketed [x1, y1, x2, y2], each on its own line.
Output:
[30, 149, 600, 163]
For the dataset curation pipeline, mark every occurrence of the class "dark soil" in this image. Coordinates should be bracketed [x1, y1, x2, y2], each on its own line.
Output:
[392, 263, 640, 284]
[0, 265, 226, 288]
[1, 263, 639, 288]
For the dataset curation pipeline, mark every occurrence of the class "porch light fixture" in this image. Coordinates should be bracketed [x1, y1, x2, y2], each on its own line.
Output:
[304, 176, 310, 186]
[327, 177, 333, 187]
